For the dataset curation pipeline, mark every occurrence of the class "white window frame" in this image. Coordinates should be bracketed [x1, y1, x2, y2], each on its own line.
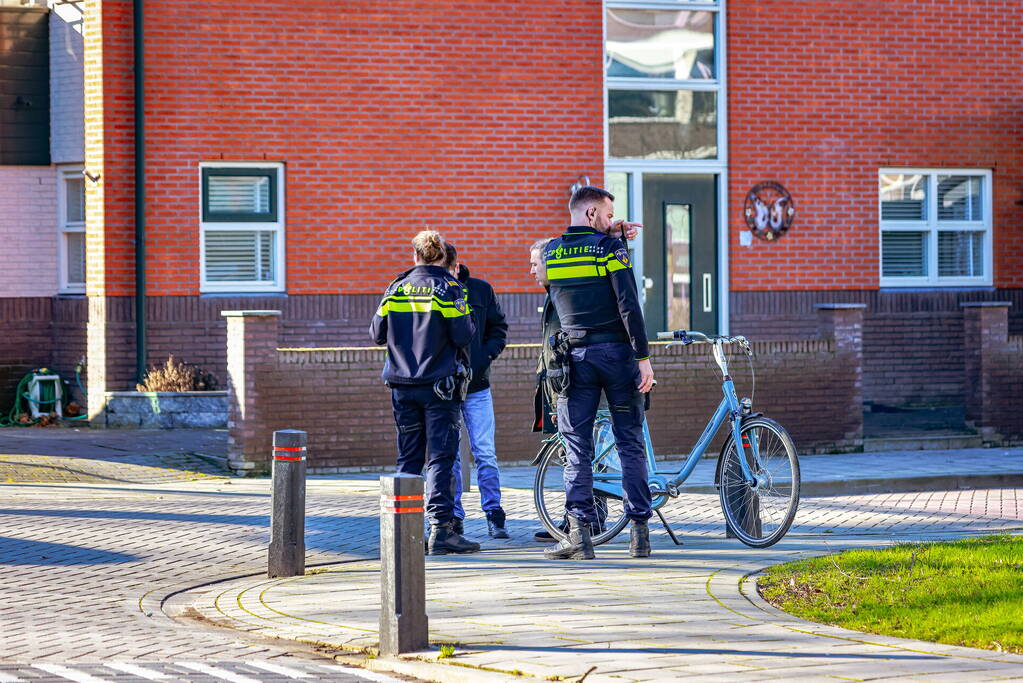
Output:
[878, 168, 993, 288]
[604, 0, 730, 333]
[57, 165, 86, 294]
[199, 161, 286, 293]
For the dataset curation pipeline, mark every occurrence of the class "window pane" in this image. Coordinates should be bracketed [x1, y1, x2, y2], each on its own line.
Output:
[879, 173, 926, 221]
[882, 231, 927, 277]
[65, 176, 85, 223]
[205, 230, 276, 282]
[605, 9, 714, 79]
[207, 175, 271, 215]
[608, 89, 717, 160]
[937, 175, 983, 221]
[65, 231, 86, 285]
[606, 172, 630, 222]
[938, 231, 983, 277]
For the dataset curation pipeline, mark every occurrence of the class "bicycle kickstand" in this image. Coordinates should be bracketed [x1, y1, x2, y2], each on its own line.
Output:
[655, 509, 683, 546]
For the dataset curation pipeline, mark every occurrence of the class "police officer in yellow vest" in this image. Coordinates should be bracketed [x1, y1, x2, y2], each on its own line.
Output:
[542, 186, 655, 560]
[370, 231, 481, 555]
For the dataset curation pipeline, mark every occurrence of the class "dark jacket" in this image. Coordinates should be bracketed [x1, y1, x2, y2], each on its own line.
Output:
[542, 226, 649, 361]
[532, 292, 561, 433]
[370, 265, 475, 386]
[456, 265, 509, 394]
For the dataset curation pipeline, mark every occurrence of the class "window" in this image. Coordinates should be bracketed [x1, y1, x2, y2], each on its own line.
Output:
[200, 163, 284, 292]
[58, 166, 86, 293]
[879, 169, 991, 286]
[605, 3, 721, 161]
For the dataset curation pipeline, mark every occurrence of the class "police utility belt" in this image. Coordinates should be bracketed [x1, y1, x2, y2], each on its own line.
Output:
[433, 361, 471, 402]
[545, 330, 630, 395]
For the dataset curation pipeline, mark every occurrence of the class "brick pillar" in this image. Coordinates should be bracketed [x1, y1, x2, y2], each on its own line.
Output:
[84, 0, 138, 422]
[223, 310, 281, 474]
[961, 302, 1013, 443]
[815, 303, 866, 448]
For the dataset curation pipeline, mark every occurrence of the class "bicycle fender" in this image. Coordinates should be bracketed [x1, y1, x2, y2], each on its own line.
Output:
[531, 437, 560, 466]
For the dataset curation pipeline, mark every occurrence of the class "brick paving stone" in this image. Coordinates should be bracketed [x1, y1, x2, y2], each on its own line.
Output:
[2, 443, 1022, 682]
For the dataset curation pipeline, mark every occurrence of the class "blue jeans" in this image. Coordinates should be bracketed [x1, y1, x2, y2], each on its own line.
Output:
[453, 388, 503, 518]
[557, 342, 652, 524]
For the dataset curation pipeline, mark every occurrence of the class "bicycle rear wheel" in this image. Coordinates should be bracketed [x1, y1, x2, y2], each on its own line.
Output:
[533, 437, 630, 547]
[718, 417, 800, 548]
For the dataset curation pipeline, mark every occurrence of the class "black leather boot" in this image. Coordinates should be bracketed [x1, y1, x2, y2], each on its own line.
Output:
[629, 519, 651, 558]
[486, 509, 509, 539]
[451, 517, 464, 536]
[544, 516, 595, 560]
[428, 521, 481, 555]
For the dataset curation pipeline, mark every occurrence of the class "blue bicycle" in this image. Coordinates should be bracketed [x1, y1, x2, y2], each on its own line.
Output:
[532, 331, 800, 549]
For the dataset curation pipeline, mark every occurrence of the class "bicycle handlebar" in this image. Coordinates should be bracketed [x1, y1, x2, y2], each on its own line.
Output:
[656, 330, 749, 347]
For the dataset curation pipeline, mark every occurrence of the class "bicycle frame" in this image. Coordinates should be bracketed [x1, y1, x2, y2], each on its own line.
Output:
[579, 339, 762, 503]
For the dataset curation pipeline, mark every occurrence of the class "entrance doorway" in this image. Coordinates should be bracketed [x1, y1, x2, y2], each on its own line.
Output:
[640, 174, 718, 336]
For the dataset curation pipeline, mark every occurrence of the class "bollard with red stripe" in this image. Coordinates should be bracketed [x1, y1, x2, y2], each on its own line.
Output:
[379, 473, 429, 655]
[268, 429, 307, 578]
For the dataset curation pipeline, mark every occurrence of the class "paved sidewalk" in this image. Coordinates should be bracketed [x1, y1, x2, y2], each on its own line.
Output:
[177, 483, 1022, 682]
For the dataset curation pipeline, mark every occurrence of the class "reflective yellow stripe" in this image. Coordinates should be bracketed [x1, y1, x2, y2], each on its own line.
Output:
[606, 259, 629, 272]
[378, 295, 471, 317]
[548, 255, 598, 264]
[547, 264, 607, 279]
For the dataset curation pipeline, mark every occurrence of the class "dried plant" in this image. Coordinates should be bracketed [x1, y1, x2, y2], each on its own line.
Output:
[136, 355, 219, 392]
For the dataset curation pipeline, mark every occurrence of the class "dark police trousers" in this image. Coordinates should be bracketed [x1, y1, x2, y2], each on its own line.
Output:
[556, 342, 653, 524]
[391, 383, 461, 526]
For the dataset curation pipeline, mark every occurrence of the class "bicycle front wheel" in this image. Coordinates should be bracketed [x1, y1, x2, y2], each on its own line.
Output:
[718, 417, 800, 548]
[533, 438, 630, 547]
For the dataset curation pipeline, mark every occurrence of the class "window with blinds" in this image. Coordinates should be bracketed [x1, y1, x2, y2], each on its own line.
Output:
[879, 170, 990, 286]
[200, 164, 284, 292]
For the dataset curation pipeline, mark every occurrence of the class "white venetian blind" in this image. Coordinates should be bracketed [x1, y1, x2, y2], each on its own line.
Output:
[938, 231, 983, 277]
[879, 173, 926, 221]
[881, 231, 926, 277]
[207, 175, 271, 215]
[204, 231, 275, 282]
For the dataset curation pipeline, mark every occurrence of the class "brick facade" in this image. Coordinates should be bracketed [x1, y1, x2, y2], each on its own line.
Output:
[727, 0, 1023, 291]
[0, 167, 58, 298]
[2, 0, 1021, 428]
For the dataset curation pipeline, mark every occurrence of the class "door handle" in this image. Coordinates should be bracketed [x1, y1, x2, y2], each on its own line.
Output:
[702, 273, 712, 312]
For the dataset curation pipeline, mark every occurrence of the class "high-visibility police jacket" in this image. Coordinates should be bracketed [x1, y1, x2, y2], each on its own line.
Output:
[370, 265, 476, 386]
[543, 226, 649, 361]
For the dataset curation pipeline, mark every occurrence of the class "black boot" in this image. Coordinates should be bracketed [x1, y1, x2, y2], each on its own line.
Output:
[629, 519, 651, 558]
[534, 516, 569, 543]
[544, 516, 595, 560]
[486, 509, 509, 539]
[451, 517, 464, 536]
[428, 520, 481, 555]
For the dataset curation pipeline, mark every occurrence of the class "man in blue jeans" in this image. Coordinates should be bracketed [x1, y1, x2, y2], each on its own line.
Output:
[445, 244, 510, 539]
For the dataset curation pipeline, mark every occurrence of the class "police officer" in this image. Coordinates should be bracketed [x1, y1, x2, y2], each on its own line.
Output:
[542, 186, 655, 560]
[370, 230, 481, 555]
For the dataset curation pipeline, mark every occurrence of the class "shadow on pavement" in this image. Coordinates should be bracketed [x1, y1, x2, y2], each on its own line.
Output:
[0, 536, 139, 565]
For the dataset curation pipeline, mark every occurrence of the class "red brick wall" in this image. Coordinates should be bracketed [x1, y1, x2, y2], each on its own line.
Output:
[90, 0, 605, 298]
[727, 1, 1023, 290]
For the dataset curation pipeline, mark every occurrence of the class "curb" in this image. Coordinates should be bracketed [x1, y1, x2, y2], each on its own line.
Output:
[685, 471, 1023, 496]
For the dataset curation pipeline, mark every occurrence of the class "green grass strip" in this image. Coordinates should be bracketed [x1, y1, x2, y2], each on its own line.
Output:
[758, 534, 1022, 654]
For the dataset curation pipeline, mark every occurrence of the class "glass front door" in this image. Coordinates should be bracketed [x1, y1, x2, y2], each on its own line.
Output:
[641, 174, 718, 336]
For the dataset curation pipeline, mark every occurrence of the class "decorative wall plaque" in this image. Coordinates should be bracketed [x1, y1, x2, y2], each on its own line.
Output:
[743, 181, 795, 241]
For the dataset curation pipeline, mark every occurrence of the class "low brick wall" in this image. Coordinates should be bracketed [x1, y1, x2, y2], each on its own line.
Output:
[224, 308, 864, 473]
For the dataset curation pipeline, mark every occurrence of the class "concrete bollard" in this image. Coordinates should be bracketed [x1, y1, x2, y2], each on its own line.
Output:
[379, 474, 429, 655]
[268, 429, 307, 578]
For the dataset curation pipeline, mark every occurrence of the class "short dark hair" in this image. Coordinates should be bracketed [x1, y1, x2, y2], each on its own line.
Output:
[569, 186, 615, 212]
[443, 242, 458, 269]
